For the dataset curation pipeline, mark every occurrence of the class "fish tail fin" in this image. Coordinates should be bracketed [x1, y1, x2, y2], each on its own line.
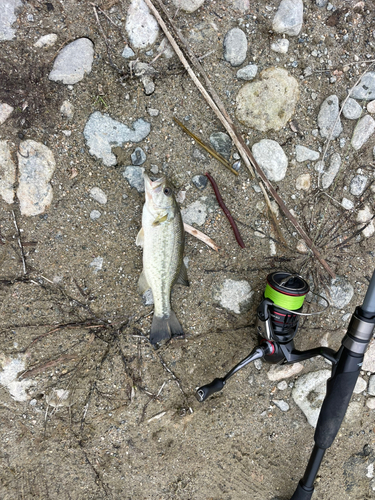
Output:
[150, 311, 184, 345]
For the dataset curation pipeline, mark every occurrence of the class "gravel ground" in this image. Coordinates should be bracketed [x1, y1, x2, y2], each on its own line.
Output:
[0, 1, 375, 499]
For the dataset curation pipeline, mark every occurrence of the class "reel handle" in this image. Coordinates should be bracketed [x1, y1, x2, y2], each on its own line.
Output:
[195, 378, 225, 402]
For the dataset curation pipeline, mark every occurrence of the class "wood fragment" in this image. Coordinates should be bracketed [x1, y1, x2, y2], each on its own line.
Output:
[173, 117, 238, 176]
[145, 0, 335, 279]
[183, 223, 220, 251]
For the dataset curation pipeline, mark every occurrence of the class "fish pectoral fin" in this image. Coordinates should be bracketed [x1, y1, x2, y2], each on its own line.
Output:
[176, 262, 189, 287]
[152, 213, 168, 226]
[137, 269, 150, 294]
[136, 227, 144, 247]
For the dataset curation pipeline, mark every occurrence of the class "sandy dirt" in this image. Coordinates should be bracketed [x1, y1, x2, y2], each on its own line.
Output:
[0, 1, 375, 499]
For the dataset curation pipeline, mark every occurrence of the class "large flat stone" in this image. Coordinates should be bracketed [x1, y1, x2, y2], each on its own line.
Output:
[49, 38, 94, 85]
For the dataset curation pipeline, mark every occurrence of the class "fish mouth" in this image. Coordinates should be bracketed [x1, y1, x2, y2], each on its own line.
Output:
[143, 173, 166, 195]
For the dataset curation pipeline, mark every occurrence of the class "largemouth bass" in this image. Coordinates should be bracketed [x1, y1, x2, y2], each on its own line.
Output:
[136, 173, 188, 344]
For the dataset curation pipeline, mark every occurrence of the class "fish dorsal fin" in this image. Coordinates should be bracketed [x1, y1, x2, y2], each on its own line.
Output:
[136, 227, 144, 247]
[176, 262, 189, 287]
[137, 269, 150, 294]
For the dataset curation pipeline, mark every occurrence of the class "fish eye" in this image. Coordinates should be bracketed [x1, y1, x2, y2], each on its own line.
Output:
[163, 187, 172, 196]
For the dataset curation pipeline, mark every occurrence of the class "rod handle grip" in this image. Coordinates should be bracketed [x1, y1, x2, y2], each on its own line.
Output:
[289, 480, 314, 500]
[195, 378, 225, 402]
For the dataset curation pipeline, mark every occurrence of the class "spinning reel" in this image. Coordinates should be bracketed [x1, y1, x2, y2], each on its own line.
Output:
[196, 271, 331, 402]
[196, 270, 375, 500]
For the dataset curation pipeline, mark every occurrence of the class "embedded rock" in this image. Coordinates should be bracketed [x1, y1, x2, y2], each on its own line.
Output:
[170, 0, 205, 12]
[351, 115, 375, 151]
[83, 112, 151, 167]
[126, 0, 159, 49]
[0, 0, 22, 41]
[223, 28, 247, 67]
[236, 68, 299, 132]
[292, 370, 331, 427]
[272, 0, 303, 37]
[16, 140, 56, 216]
[317, 95, 342, 139]
[342, 97, 362, 120]
[214, 279, 253, 314]
[0, 140, 16, 204]
[350, 72, 375, 101]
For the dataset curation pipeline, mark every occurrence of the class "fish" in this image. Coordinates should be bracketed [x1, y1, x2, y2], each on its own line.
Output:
[136, 173, 188, 344]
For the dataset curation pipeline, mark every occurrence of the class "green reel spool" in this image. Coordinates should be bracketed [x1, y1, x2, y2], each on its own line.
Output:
[264, 272, 310, 312]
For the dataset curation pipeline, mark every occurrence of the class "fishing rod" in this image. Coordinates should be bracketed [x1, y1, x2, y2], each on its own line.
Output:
[196, 270, 375, 499]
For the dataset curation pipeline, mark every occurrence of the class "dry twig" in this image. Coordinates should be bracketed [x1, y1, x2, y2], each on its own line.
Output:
[183, 223, 220, 251]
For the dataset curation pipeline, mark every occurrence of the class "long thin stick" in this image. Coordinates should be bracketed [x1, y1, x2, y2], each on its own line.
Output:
[173, 117, 238, 176]
[184, 223, 219, 251]
[144, 0, 335, 279]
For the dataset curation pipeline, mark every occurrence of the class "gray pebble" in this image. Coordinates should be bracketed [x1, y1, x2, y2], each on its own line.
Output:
[350, 175, 368, 196]
[131, 147, 147, 166]
[121, 45, 135, 58]
[123, 166, 145, 193]
[272, 400, 290, 412]
[147, 108, 159, 117]
[342, 97, 362, 120]
[232, 160, 241, 172]
[351, 115, 375, 151]
[252, 139, 288, 182]
[316, 0, 328, 6]
[192, 147, 207, 162]
[236, 64, 258, 81]
[350, 72, 375, 101]
[277, 380, 288, 391]
[34, 33, 58, 48]
[295, 145, 319, 162]
[254, 359, 263, 371]
[272, 0, 303, 37]
[150, 164, 159, 174]
[90, 187, 107, 205]
[60, 100, 74, 121]
[322, 153, 341, 189]
[90, 210, 101, 220]
[223, 28, 247, 67]
[0, 103, 13, 125]
[0, 140, 16, 204]
[209, 132, 232, 160]
[83, 112, 150, 167]
[317, 95, 343, 139]
[49, 38, 94, 85]
[192, 175, 208, 190]
[324, 276, 354, 309]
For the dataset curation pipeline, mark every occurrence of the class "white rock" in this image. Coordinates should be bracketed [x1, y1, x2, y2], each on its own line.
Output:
[17, 140, 56, 216]
[295, 145, 319, 162]
[90, 187, 107, 205]
[368, 375, 375, 396]
[357, 205, 375, 238]
[60, 100, 74, 120]
[277, 380, 288, 390]
[367, 101, 375, 114]
[0, 102, 14, 124]
[324, 276, 354, 309]
[171, 0, 205, 13]
[341, 198, 354, 210]
[296, 239, 309, 253]
[292, 370, 331, 427]
[267, 363, 304, 381]
[232, 0, 250, 12]
[0, 355, 33, 401]
[90, 257, 103, 273]
[322, 153, 341, 189]
[49, 38, 95, 85]
[182, 198, 209, 226]
[34, 33, 58, 48]
[252, 139, 288, 182]
[0, 140, 16, 204]
[272, 0, 303, 36]
[270, 38, 289, 54]
[0, 0, 22, 41]
[296, 174, 311, 191]
[342, 97, 362, 120]
[366, 398, 375, 410]
[157, 37, 175, 59]
[351, 115, 375, 151]
[121, 45, 135, 58]
[350, 72, 375, 101]
[90, 210, 101, 220]
[353, 376, 367, 394]
[126, 0, 159, 49]
[272, 399, 290, 412]
[214, 279, 253, 314]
